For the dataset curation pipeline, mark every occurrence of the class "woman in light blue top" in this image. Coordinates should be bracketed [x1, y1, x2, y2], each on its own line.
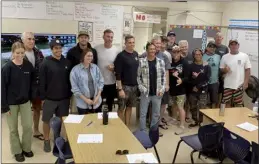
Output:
[70, 49, 104, 115]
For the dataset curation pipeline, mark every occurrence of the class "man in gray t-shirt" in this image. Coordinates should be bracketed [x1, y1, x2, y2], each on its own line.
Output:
[214, 32, 229, 104]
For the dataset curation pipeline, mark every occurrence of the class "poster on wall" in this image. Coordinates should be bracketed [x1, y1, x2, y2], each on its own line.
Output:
[78, 21, 93, 42]
[123, 13, 132, 34]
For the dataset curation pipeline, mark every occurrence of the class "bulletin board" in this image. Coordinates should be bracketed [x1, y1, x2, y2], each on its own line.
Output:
[169, 25, 221, 53]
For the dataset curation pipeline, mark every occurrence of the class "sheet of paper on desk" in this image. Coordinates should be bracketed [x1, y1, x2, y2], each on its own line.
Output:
[64, 114, 84, 123]
[126, 153, 158, 163]
[77, 134, 103, 143]
[97, 112, 118, 119]
[236, 122, 258, 132]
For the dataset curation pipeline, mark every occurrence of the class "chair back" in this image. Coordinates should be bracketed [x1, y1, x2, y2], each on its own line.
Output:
[223, 128, 251, 163]
[50, 117, 62, 141]
[198, 122, 225, 151]
[55, 137, 66, 160]
[251, 141, 259, 164]
[149, 119, 160, 146]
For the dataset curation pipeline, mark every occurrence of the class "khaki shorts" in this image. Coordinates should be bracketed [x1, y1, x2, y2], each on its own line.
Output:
[171, 94, 186, 108]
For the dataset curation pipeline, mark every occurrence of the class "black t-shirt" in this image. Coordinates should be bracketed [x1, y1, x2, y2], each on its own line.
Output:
[169, 58, 189, 96]
[215, 44, 229, 58]
[188, 63, 211, 94]
[114, 50, 139, 86]
[148, 59, 157, 96]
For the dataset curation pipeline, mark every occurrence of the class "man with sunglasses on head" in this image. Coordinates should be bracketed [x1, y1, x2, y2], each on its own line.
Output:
[203, 41, 221, 108]
[188, 48, 211, 128]
[140, 36, 171, 136]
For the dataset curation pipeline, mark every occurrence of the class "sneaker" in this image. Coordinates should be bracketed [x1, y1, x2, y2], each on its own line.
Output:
[44, 140, 51, 152]
[168, 118, 178, 125]
[175, 126, 187, 135]
[14, 153, 25, 162]
[23, 151, 34, 157]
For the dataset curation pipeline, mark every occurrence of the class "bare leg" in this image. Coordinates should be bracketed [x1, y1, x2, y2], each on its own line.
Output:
[43, 122, 50, 140]
[118, 109, 125, 123]
[178, 107, 186, 127]
[160, 104, 166, 125]
[125, 107, 132, 127]
[33, 107, 41, 135]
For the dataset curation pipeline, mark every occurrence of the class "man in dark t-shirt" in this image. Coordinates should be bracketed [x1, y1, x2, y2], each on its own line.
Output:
[114, 35, 139, 128]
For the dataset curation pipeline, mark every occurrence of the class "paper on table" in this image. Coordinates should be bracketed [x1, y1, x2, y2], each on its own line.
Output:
[193, 29, 203, 38]
[77, 134, 103, 143]
[236, 122, 258, 132]
[97, 112, 118, 119]
[126, 153, 158, 163]
[64, 114, 84, 123]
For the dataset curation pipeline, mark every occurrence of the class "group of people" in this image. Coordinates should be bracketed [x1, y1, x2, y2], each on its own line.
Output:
[1, 29, 251, 162]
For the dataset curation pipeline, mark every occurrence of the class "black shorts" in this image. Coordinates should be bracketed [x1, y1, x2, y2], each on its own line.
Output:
[161, 91, 169, 105]
[208, 83, 219, 104]
[42, 99, 70, 123]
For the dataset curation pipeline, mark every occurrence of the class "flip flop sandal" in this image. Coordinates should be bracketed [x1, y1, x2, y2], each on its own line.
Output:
[161, 118, 168, 125]
[33, 134, 44, 141]
[159, 124, 168, 130]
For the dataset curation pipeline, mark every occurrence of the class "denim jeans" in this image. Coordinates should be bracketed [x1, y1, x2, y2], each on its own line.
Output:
[139, 94, 162, 131]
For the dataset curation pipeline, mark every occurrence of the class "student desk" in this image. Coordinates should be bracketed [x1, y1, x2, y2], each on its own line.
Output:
[63, 114, 149, 163]
[200, 107, 258, 144]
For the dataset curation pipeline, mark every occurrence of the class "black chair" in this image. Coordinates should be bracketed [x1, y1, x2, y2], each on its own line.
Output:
[50, 117, 73, 164]
[133, 120, 161, 163]
[251, 141, 259, 164]
[222, 128, 251, 164]
[172, 122, 225, 164]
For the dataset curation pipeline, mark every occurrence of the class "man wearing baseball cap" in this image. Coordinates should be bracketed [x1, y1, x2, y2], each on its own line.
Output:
[220, 39, 251, 107]
[67, 31, 98, 67]
[203, 41, 221, 108]
[167, 30, 178, 51]
[39, 38, 72, 152]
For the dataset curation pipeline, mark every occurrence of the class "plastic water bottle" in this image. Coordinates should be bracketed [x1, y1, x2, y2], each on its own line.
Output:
[252, 101, 258, 115]
[219, 103, 225, 116]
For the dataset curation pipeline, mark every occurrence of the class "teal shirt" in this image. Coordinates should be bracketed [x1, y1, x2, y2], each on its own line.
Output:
[202, 53, 221, 84]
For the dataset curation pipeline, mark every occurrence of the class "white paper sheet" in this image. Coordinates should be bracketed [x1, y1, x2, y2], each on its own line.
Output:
[236, 122, 258, 132]
[97, 112, 118, 119]
[77, 134, 103, 143]
[64, 114, 84, 123]
[126, 153, 158, 163]
[193, 29, 203, 38]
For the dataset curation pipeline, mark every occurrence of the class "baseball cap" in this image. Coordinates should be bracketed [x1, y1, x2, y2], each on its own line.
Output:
[229, 39, 239, 45]
[207, 41, 216, 48]
[78, 31, 89, 37]
[49, 39, 63, 49]
[167, 31, 176, 37]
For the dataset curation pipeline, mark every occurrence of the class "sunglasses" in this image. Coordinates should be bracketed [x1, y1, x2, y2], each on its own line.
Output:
[116, 149, 129, 155]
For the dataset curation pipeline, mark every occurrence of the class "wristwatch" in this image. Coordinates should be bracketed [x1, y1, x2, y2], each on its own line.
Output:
[117, 88, 123, 91]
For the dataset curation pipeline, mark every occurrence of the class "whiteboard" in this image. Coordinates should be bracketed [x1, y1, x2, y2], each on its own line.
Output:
[227, 29, 258, 78]
[2, 1, 124, 45]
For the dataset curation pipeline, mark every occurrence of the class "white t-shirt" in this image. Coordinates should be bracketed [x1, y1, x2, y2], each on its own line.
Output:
[220, 52, 251, 90]
[163, 50, 172, 63]
[25, 50, 35, 67]
[95, 44, 120, 85]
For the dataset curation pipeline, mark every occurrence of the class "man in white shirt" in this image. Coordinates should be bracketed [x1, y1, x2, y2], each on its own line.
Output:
[95, 29, 120, 111]
[220, 39, 251, 107]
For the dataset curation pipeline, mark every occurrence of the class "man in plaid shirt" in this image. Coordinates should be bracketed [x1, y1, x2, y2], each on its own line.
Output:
[137, 43, 166, 132]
